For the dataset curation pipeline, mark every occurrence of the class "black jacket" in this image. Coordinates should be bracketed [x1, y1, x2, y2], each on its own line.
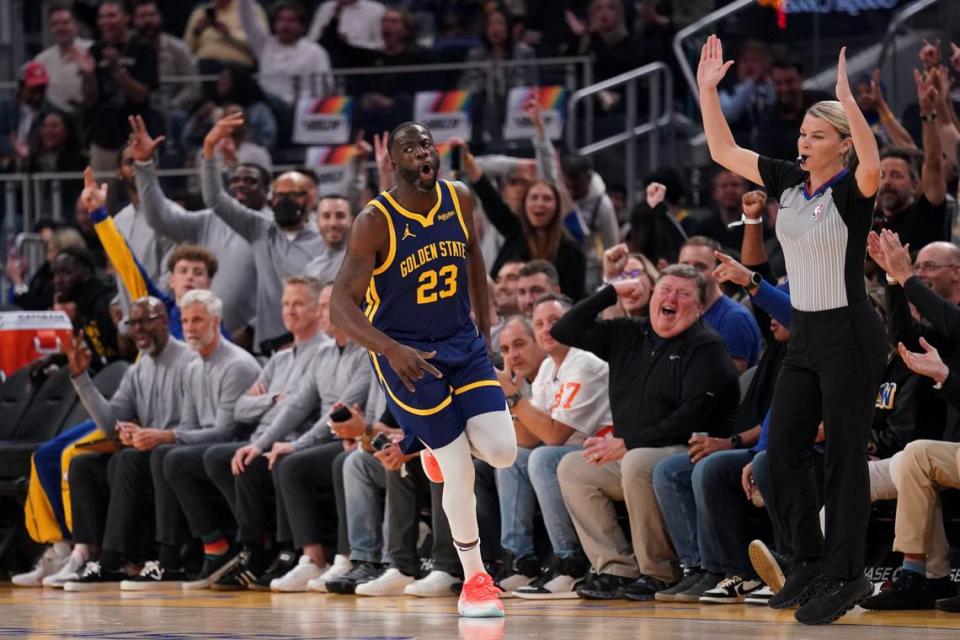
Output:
[70, 277, 121, 371]
[551, 286, 740, 448]
[886, 276, 958, 442]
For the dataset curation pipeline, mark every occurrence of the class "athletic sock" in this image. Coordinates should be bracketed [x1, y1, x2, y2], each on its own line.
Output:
[158, 544, 182, 570]
[902, 558, 926, 577]
[454, 537, 484, 578]
[201, 531, 230, 560]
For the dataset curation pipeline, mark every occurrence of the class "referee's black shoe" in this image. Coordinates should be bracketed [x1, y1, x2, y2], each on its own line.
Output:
[794, 575, 873, 625]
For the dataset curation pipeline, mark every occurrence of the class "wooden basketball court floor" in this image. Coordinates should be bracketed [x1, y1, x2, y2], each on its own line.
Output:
[3, 586, 960, 640]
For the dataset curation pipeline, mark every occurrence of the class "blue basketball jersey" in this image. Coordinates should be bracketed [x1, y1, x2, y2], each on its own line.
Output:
[364, 179, 474, 342]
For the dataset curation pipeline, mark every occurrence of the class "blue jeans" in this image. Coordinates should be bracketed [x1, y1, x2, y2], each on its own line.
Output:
[497, 445, 582, 560]
[342, 449, 387, 563]
[652, 453, 699, 568]
[694, 449, 756, 576]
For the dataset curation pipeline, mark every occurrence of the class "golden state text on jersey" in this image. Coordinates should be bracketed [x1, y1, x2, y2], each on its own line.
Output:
[363, 179, 473, 342]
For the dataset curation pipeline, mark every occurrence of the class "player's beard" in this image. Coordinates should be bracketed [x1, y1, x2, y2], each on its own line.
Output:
[398, 163, 438, 193]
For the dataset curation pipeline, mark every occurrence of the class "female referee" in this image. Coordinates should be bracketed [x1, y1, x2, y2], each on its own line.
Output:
[699, 35, 885, 625]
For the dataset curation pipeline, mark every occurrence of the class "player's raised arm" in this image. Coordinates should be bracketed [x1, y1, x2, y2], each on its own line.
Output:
[331, 206, 442, 392]
[452, 182, 491, 340]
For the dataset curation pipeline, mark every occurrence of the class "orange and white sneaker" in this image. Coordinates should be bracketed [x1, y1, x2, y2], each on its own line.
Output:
[458, 572, 505, 618]
[420, 448, 444, 483]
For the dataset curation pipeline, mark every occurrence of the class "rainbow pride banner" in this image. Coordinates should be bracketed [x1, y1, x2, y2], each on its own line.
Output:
[503, 85, 568, 141]
[304, 145, 358, 195]
[413, 90, 473, 143]
[293, 96, 353, 145]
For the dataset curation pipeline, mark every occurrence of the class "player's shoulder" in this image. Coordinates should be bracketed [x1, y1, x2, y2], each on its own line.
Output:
[444, 179, 474, 204]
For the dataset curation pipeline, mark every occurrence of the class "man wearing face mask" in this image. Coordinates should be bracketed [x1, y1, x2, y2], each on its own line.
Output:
[127, 115, 262, 340]
[201, 112, 329, 354]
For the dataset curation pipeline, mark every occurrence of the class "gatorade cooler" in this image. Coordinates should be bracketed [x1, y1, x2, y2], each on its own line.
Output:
[0, 311, 73, 376]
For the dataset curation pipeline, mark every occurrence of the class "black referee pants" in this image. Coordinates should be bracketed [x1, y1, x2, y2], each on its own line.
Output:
[767, 300, 886, 580]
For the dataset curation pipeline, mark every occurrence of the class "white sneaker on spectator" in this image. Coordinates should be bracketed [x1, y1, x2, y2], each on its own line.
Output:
[497, 572, 533, 594]
[307, 554, 352, 593]
[513, 570, 584, 600]
[355, 568, 415, 596]
[42, 552, 86, 588]
[699, 575, 763, 604]
[745, 584, 774, 605]
[404, 570, 460, 597]
[12, 544, 71, 588]
[271, 555, 324, 593]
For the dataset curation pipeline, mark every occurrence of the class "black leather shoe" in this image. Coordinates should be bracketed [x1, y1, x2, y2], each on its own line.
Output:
[619, 574, 673, 602]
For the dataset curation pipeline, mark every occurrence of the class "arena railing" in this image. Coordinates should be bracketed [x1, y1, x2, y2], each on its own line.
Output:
[565, 62, 674, 210]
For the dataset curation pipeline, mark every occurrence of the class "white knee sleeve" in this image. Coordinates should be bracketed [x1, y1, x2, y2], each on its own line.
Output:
[464, 410, 517, 469]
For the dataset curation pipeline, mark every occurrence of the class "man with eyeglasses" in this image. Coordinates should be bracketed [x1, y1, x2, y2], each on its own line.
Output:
[128, 115, 262, 344]
[58, 297, 198, 591]
[679, 236, 762, 374]
[200, 113, 331, 355]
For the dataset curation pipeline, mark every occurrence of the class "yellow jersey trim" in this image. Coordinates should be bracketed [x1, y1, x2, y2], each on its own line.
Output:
[381, 182, 443, 227]
[453, 379, 501, 395]
[364, 277, 381, 324]
[446, 181, 470, 241]
[369, 351, 453, 416]
[368, 200, 397, 276]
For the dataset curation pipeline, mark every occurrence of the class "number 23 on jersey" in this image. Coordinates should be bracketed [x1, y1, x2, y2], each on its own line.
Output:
[417, 265, 458, 304]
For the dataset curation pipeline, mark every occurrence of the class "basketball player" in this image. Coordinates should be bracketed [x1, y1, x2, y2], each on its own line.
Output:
[331, 122, 518, 618]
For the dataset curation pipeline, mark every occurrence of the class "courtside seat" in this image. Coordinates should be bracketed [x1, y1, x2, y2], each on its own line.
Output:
[0, 367, 37, 442]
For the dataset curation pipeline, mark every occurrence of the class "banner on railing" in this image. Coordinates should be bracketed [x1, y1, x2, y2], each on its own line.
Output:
[503, 86, 567, 141]
[304, 145, 357, 195]
[413, 90, 473, 143]
[293, 96, 353, 145]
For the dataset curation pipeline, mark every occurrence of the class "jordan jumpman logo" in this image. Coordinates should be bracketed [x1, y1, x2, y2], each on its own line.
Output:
[402, 224, 417, 240]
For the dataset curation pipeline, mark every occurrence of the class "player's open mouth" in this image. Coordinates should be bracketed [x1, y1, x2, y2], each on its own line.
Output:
[420, 163, 434, 178]
[798, 154, 809, 165]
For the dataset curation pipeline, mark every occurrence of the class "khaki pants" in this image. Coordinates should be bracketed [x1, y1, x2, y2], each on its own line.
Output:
[893, 440, 960, 574]
[558, 445, 684, 582]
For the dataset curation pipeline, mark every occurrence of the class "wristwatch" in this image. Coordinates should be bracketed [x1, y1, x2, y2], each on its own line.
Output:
[744, 272, 762, 295]
[505, 391, 523, 408]
[730, 433, 744, 449]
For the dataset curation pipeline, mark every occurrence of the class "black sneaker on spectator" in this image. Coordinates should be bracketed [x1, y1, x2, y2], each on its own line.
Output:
[514, 555, 589, 600]
[748, 540, 787, 593]
[575, 572, 633, 600]
[745, 584, 774, 605]
[251, 550, 298, 592]
[63, 561, 124, 592]
[700, 575, 763, 604]
[674, 570, 723, 602]
[183, 551, 241, 591]
[620, 574, 673, 601]
[935, 590, 960, 612]
[213, 551, 261, 591]
[767, 561, 820, 609]
[861, 570, 954, 610]
[325, 561, 385, 595]
[794, 575, 873, 625]
[655, 567, 705, 602]
[496, 554, 541, 596]
[120, 560, 185, 591]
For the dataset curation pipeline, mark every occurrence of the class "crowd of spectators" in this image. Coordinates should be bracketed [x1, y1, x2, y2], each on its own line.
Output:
[3, 0, 960, 624]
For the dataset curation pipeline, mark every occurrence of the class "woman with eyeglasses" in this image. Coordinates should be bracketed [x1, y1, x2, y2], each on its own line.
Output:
[698, 35, 886, 624]
[599, 243, 658, 320]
